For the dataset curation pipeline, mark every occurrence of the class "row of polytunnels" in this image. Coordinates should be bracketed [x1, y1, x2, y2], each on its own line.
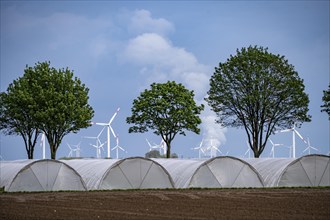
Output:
[0, 154, 329, 192]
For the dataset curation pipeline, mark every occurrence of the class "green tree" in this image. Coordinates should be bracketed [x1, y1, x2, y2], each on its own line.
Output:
[145, 150, 179, 158]
[1, 61, 94, 159]
[206, 46, 311, 158]
[127, 81, 204, 158]
[0, 77, 40, 159]
[321, 84, 330, 120]
[145, 150, 162, 158]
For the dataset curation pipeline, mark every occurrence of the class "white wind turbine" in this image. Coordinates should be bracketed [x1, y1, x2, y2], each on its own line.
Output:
[73, 142, 81, 157]
[67, 142, 81, 158]
[192, 139, 205, 159]
[67, 143, 74, 157]
[159, 139, 167, 155]
[146, 138, 166, 155]
[269, 139, 283, 158]
[244, 141, 251, 158]
[146, 139, 161, 152]
[92, 108, 120, 158]
[91, 141, 106, 159]
[277, 123, 308, 158]
[112, 135, 126, 159]
[207, 138, 222, 158]
[40, 132, 46, 159]
[303, 138, 318, 155]
[286, 145, 292, 158]
[84, 127, 106, 159]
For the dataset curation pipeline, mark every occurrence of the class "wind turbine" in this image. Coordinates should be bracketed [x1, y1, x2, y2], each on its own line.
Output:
[112, 135, 126, 159]
[192, 139, 205, 159]
[40, 132, 46, 159]
[269, 139, 283, 158]
[207, 138, 222, 158]
[72, 142, 81, 157]
[146, 139, 161, 152]
[277, 123, 308, 158]
[244, 141, 251, 158]
[286, 145, 292, 158]
[84, 127, 106, 158]
[91, 141, 106, 159]
[92, 108, 120, 158]
[303, 138, 318, 155]
[159, 139, 167, 155]
[67, 142, 81, 158]
[67, 143, 74, 157]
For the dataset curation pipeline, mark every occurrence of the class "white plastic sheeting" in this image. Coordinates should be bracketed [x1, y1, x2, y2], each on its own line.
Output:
[245, 154, 330, 187]
[0, 159, 87, 192]
[154, 156, 264, 188]
[62, 157, 174, 190]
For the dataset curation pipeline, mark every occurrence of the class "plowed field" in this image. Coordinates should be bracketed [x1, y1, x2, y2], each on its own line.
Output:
[1, 188, 329, 219]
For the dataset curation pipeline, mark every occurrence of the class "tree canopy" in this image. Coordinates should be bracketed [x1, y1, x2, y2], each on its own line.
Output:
[206, 46, 311, 158]
[145, 150, 178, 158]
[0, 61, 94, 159]
[321, 84, 330, 120]
[0, 76, 40, 159]
[127, 81, 204, 158]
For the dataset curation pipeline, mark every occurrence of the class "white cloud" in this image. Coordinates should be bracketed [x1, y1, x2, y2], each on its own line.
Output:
[122, 31, 227, 148]
[129, 9, 174, 36]
[122, 33, 210, 97]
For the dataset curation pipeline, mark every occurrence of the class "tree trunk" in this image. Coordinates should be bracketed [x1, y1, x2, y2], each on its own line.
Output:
[254, 150, 260, 158]
[28, 147, 34, 159]
[166, 141, 171, 158]
[50, 146, 56, 159]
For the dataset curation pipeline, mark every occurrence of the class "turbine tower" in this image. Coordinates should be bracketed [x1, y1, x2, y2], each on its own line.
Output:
[92, 108, 120, 158]
[192, 139, 205, 159]
[269, 139, 283, 158]
[159, 139, 167, 155]
[303, 138, 318, 155]
[146, 139, 160, 152]
[278, 123, 308, 158]
[84, 127, 106, 158]
[244, 141, 251, 158]
[40, 132, 46, 159]
[72, 142, 81, 157]
[91, 141, 106, 159]
[207, 138, 222, 158]
[67, 143, 74, 157]
[67, 142, 81, 158]
[112, 135, 126, 159]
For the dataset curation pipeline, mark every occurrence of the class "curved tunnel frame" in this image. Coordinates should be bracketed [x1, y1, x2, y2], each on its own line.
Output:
[8, 159, 87, 192]
[189, 156, 265, 188]
[98, 157, 175, 190]
[275, 154, 330, 187]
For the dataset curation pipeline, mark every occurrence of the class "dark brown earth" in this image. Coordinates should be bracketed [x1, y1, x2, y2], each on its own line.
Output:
[1, 188, 329, 220]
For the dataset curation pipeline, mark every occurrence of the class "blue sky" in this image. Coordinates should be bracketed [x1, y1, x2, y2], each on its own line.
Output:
[0, 1, 329, 160]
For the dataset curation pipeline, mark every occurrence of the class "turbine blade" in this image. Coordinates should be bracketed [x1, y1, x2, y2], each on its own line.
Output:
[279, 128, 292, 133]
[94, 123, 108, 126]
[109, 108, 120, 124]
[83, 136, 96, 139]
[110, 126, 116, 138]
[294, 130, 308, 144]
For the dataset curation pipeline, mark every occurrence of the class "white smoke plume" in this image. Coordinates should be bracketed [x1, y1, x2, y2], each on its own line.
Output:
[122, 10, 227, 151]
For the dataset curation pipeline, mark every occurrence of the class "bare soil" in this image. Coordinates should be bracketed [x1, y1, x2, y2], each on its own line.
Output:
[1, 188, 329, 219]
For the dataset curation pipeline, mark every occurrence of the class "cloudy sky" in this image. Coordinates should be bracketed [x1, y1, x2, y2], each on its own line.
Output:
[1, 1, 329, 160]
